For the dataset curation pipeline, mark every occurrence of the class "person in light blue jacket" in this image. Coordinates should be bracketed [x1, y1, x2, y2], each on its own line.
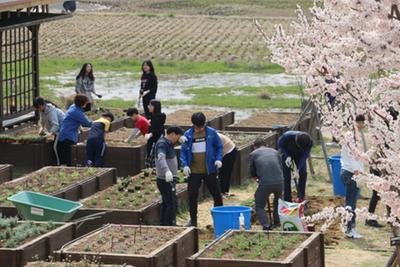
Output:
[33, 97, 65, 165]
[57, 94, 92, 166]
[180, 112, 223, 227]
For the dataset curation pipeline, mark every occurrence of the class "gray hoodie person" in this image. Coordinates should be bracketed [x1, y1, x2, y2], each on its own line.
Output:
[155, 136, 178, 180]
[39, 103, 66, 135]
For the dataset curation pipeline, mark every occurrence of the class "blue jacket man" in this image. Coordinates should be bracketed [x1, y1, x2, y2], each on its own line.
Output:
[180, 112, 223, 227]
[278, 130, 312, 202]
[57, 95, 92, 166]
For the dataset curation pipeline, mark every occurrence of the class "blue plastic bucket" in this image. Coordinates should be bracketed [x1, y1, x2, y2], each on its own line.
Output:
[210, 206, 252, 239]
[328, 155, 346, 196]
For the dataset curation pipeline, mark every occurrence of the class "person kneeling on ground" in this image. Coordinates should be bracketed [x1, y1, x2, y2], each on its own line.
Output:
[340, 114, 366, 239]
[249, 138, 283, 230]
[180, 112, 224, 227]
[124, 108, 150, 143]
[33, 97, 65, 166]
[58, 94, 92, 166]
[278, 130, 313, 203]
[86, 113, 114, 167]
[154, 126, 184, 226]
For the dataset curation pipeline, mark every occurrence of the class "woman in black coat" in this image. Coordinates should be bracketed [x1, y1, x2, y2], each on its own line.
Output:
[145, 99, 166, 168]
[140, 60, 158, 119]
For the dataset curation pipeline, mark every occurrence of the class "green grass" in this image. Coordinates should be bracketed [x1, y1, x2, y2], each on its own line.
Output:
[165, 85, 302, 109]
[40, 58, 283, 77]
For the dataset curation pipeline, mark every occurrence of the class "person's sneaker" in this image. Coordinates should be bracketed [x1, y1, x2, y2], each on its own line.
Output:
[365, 219, 384, 228]
[262, 225, 272, 231]
[345, 229, 363, 239]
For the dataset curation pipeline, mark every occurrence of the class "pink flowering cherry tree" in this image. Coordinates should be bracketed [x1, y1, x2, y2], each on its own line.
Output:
[259, 0, 400, 229]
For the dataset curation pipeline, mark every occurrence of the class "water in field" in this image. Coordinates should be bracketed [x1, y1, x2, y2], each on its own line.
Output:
[48, 71, 301, 102]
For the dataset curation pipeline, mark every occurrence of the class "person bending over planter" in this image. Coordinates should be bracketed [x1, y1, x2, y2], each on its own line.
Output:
[139, 60, 158, 119]
[145, 100, 166, 168]
[217, 133, 237, 197]
[249, 138, 283, 230]
[58, 95, 92, 166]
[75, 63, 101, 111]
[180, 112, 224, 227]
[33, 97, 66, 165]
[341, 114, 366, 239]
[154, 126, 184, 226]
[86, 113, 114, 167]
[278, 130, 312, 203]
[124, 108, 150, 143]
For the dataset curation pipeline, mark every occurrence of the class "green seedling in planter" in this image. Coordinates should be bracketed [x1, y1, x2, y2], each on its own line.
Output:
[143, 169, 151, 177]
[18, 135, 46, 144]
[0, 135, 17, 144]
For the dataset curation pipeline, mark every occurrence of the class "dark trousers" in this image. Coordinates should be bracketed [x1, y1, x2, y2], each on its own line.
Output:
[86, 138, 106, 167]
[255, 182, 282, 228]
[145, 136, 157, 168]
[188, 173, 223, 224]
[63, 1, 76, 12]
[368, 190, 380, 214]
[143, 95, 154, 119]
[57, 139, 75, 166]
[157, 179, 177, 226]
[341, 169, 359, 230]
[219, 148, 238, 193]
[282, 155, 307, 202]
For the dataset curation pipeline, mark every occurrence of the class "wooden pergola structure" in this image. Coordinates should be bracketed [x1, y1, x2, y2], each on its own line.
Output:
[0, 0, 70, 130]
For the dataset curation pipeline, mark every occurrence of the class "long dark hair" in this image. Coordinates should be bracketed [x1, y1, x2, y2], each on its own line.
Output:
[149, 99, 162, 114]
[76, 63, 95, 81]
[141, 60, 155, 75]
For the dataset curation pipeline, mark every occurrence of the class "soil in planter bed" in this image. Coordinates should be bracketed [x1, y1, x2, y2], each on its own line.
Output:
[65, 225, 184, 255]
[232, 112, 299, 128]
[221, 131, 269, 149]
[166, 109, 223, 126]
[82, 171, 185, 210]
[0, 167, 102, 206]
[203, 231, 307, 261]
[26, 260, 119, 266]
[304, 195, 345, 246]
[0, 216, 56, 248]
[104, 127, 147, 147]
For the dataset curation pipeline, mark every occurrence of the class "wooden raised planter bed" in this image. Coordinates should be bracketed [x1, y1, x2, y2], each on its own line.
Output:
[221, 131, 278, 185]
[226, 112, 311, 134]
[55, 224, 198, 267]
[0, 221, 76, 267]
[0, 164, 13, 184]
[72, 127, 146, 176]
[71, 171, 191, 234]
[0, 126, 57, 172]
[124, 109, 235, 130]
[79, 118, 127, 142]
[0, 167, 116, 217]
[187, 230, 324, 267]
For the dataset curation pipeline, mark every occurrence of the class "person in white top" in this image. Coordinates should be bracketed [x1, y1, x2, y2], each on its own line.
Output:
[217, 133, 238, 197]
[340, 114, 366, 239]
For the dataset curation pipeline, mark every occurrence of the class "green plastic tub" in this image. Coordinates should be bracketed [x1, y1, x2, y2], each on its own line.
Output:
[7, 191, 83, 222]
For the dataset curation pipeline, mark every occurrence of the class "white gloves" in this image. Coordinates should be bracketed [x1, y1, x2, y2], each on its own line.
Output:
[183, 166, 191, 177]
[145, 133, 153, 140]
[215, 160, 223, 169]
[285, 156, 292, 167]
[165, 170, 173, 182]
[179, 135, 188, 144]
